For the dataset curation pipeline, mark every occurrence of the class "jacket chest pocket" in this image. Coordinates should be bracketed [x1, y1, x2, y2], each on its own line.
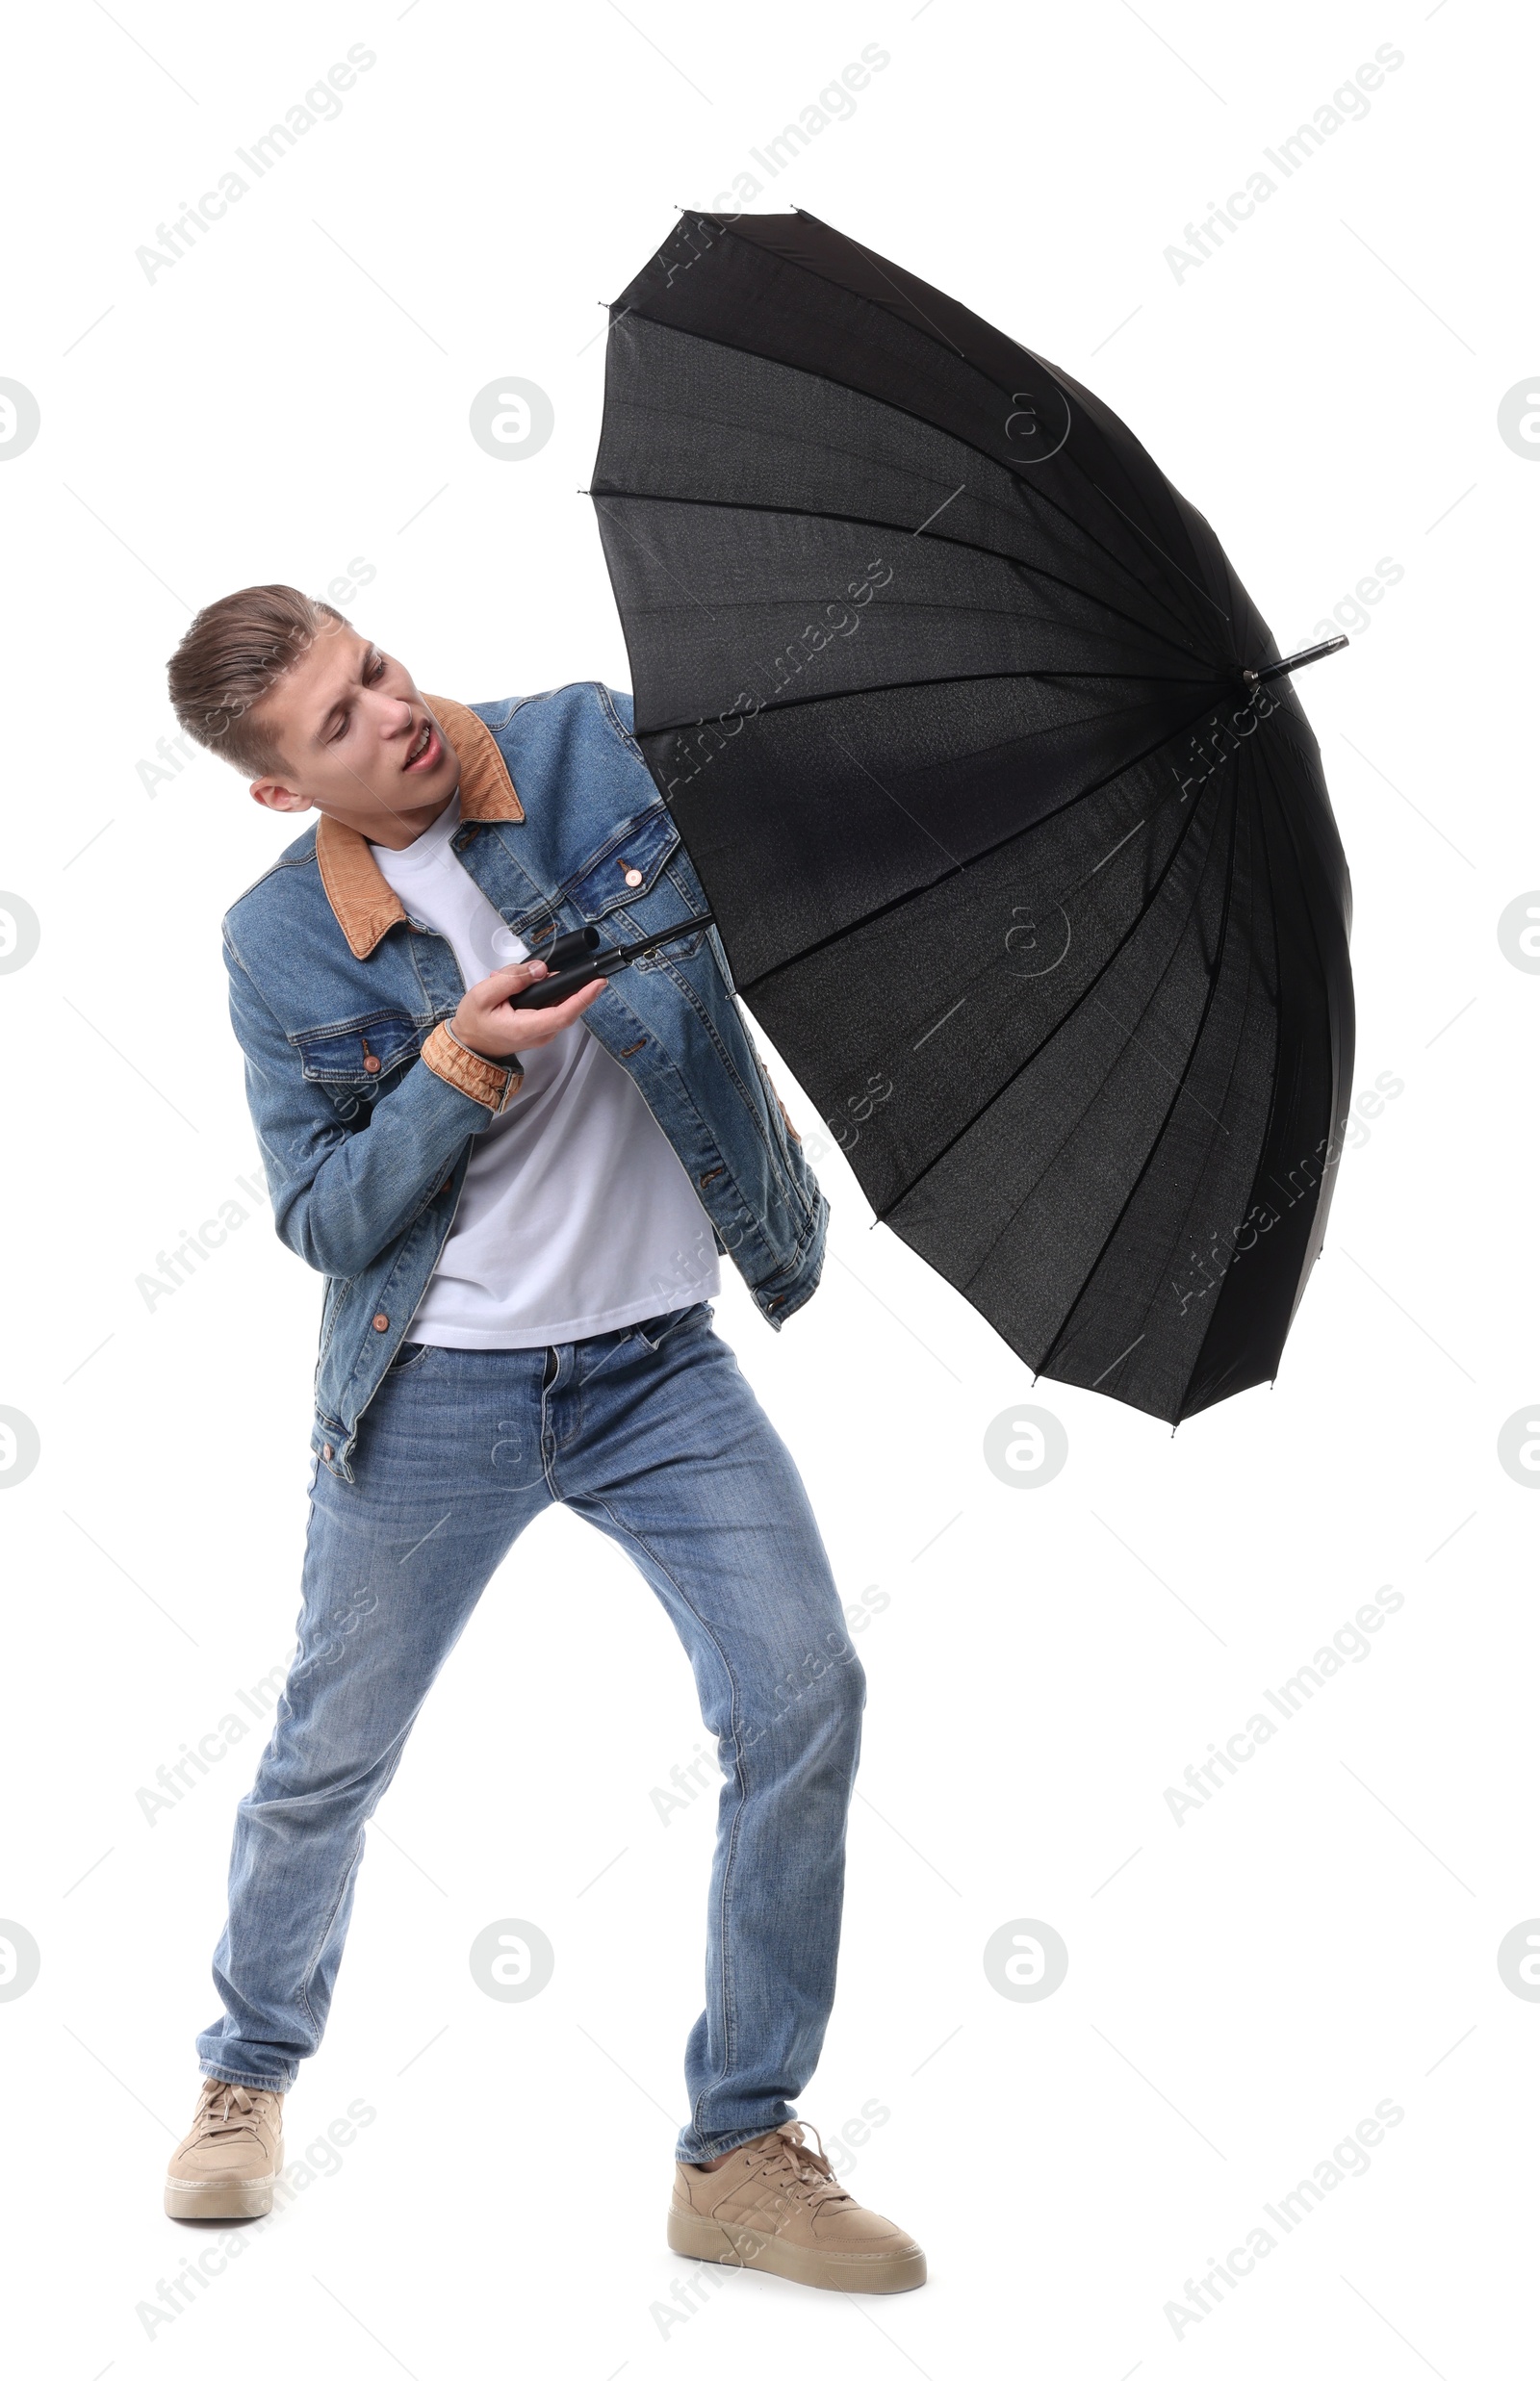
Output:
[563, 801, 689, 928]
[292, 1009, 423, 1093]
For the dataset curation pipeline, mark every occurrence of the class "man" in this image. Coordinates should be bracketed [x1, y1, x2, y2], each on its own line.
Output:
[159, 584, 924, 2295]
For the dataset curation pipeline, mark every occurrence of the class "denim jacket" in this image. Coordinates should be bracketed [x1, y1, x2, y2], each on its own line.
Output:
[221, 682, 828, 1479]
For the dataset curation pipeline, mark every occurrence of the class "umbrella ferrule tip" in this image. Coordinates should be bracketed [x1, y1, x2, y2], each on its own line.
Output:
[1245, 635, 1351, 689]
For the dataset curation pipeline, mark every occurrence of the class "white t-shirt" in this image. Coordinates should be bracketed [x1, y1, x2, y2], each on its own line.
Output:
[372, 791, 719, 1346]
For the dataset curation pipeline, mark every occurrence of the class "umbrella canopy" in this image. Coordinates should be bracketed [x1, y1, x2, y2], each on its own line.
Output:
[590, 210, 1354, 1422]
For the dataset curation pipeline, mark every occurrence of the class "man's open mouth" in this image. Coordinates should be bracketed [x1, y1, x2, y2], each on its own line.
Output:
[402, 717, 439, 772]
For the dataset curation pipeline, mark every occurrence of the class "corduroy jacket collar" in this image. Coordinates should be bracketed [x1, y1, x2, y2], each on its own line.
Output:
[313, 695, 525, 959]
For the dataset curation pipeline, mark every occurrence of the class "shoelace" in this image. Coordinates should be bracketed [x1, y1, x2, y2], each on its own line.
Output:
[193, 2083, 271, 2144]
[742, 2121, 854, 2211]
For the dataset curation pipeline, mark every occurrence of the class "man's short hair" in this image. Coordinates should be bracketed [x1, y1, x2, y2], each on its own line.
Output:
[167, 583, 349, 778]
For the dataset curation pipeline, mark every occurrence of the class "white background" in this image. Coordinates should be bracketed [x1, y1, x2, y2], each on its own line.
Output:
[1, 1, 1534, 2374]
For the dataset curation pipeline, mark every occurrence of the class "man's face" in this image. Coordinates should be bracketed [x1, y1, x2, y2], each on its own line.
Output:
[247, 621, 459, 848]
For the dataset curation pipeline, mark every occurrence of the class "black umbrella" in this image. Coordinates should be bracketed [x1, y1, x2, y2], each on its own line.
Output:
[589, 210, 1354, 1423]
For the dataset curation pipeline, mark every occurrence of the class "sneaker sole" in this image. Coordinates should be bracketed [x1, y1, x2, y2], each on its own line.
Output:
[164, 2163, 281, 2222]
[668, 2206, 927, 2293]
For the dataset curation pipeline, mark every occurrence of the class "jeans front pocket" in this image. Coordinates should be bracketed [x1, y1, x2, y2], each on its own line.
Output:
[632, 1300, 712, 1354]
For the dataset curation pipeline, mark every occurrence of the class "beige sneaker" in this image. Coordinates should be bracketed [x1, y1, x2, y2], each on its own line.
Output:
[164, 2078, 284, 2220]
[669, 2120, 926, 2293]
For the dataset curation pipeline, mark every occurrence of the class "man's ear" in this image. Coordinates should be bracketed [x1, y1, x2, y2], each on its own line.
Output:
[249, 778, 314, 815]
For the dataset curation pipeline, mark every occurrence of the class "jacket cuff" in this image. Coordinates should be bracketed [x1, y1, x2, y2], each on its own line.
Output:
[422, 1021, 523, 1115]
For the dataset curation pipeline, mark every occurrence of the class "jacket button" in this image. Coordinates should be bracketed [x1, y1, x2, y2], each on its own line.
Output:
[623, 866, 644, 888]
[321, 1444, 334, 1462]
[363, 1055, 381, 1074]
[372, 1313, 389, 1332]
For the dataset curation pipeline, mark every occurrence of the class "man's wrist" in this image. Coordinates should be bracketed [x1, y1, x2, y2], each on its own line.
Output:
[449, 1019, 522, 1069]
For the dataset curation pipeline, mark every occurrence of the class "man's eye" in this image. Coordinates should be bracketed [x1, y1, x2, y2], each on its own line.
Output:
[332, 655, 386, 737]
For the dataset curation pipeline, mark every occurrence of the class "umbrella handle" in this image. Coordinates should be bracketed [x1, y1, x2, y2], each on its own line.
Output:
[1242, 635, 1348, 687]
[506, 914, 718, 1009]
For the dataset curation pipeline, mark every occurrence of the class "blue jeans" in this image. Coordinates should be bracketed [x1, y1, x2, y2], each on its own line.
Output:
[196, 1304, 864, 2162]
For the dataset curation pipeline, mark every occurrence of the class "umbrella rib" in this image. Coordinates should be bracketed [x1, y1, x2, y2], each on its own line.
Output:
[739, 682, 1248, 994]
[776, 204, 971, 360]
[605, 308, 1236, 652]
[820, 720, 969, 875]
[713, 212, 1234, 633]
[974, 348, 1241, 630]
[937, 785, 1234, 1293]
[1035, 769, 1251, 1382]
[863, 755, 1220, 1218]
[701, 217, 1232, 631]
[763, 678, 1226, 913]
[637, 663, 1230, 744]
[1046, 440, 1235, 626]
[1173, 724, 1347, 1417]
[856, 792, 1186, 1105]
[902, 775, 1239, 1386]
[1172, 760, 1292, 1416]
[927, 772, 1239, 1335]
[594, 485, 1221, 673]
[595, 498, 723, 624]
